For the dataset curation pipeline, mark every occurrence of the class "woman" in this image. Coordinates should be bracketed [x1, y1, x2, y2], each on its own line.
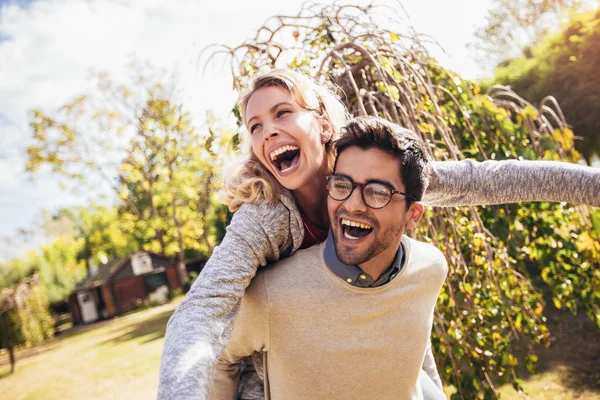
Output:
[158, 69, 600, 399]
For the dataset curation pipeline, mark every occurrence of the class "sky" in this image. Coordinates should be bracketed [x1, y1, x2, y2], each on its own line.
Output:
[0, 0, 493, 261]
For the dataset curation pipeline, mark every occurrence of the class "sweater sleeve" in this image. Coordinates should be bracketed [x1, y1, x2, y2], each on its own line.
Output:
[421, 339, 443, 390]
[158, 197, 302, 400]
[208, 273, 270, 400]
[424, 159, 600, 207]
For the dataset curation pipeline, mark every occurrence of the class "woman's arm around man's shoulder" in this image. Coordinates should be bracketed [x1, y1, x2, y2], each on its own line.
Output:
[157, 193, 303, 400]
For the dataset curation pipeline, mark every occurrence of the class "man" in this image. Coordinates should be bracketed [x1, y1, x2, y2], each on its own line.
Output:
[209, 116, 448, 399]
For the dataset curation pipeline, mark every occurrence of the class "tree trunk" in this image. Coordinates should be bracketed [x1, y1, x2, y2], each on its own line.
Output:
[173, 219, 188, 285]
[198, 174, 214, 252]
[168, 167, 189, 285]
[147, 177, 167, 254]
[8, 345, 15, 373]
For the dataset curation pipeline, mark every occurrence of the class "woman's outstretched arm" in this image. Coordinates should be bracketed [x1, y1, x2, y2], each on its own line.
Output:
[158, 194, 303, 400]
[424, 159, 600, 207]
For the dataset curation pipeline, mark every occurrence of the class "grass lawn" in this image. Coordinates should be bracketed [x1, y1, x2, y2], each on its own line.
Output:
[496, 305, 600, 400]
[0, 300, 179, 400]
[0, 298, 598, 399]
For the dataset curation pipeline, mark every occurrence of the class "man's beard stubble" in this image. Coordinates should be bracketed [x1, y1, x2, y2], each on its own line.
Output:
[333, 208, 406, 267]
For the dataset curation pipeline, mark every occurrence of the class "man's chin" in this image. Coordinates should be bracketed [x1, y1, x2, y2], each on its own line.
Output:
[332, 230, 373, 264]
[335, 245, 368, 266]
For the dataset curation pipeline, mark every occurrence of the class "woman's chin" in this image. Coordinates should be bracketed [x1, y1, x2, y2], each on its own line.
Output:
[275, 171, 313, 193]
[276, 175, 303, 191]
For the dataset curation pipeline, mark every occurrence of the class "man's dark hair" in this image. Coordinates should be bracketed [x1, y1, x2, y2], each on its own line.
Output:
[333, 116, 431, 205]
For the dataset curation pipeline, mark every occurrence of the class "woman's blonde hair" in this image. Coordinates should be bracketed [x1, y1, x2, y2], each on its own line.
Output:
[221, 69, 349, 211]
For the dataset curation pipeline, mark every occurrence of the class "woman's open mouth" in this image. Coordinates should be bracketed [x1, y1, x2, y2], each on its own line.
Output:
[269, 145, 301, 175]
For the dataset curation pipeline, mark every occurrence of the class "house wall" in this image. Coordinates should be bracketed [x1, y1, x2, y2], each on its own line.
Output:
[185, 259, 207, 275]
[166, 267, 180, 290]
[111, 259, 133, 281]
[113, 276, 147, 313]
[68, 293, 82, 325]
[112, 255, 175, 282]
[101, 285, 117, 317]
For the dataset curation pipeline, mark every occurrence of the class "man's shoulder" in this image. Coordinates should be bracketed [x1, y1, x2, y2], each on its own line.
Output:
[257, 242, 326, 279]
[403, 236, 448, 275]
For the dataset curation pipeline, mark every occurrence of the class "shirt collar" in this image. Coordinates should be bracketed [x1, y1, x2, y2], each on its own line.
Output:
[324, 229, 404, 288]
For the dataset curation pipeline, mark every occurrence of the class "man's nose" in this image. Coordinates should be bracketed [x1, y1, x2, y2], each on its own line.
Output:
[343, 186, 368, 212]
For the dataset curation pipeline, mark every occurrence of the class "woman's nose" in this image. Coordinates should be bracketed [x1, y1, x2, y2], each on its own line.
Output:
[263, 121, 279, 140]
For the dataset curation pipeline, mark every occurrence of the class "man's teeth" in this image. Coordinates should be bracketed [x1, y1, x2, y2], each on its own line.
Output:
[270, 145, 300, 161]
[344, 231, 360, 240]
[341, 218, 372, 230]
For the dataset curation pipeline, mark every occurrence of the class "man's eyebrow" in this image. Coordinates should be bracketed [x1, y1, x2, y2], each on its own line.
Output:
[332, 173, 399, 191]
[367, 178, 399, 191]
[246, 102, 294, 126]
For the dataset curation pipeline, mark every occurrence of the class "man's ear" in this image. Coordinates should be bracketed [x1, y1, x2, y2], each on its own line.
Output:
[405, 202, 425, 230]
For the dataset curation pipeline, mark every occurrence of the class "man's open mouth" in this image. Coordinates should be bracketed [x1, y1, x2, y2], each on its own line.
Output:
[341, 218, 373, 240]
[270, 145, 301, 173]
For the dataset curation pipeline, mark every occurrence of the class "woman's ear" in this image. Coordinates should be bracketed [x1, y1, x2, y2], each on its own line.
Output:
[320, 117, 333, 143]
[405, 202, 425, 230]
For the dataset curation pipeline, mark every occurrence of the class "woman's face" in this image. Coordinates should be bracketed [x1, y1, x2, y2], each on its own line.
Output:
[245, 86, 329, 191]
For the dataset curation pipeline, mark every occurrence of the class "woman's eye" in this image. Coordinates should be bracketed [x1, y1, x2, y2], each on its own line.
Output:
[276, 109, 291, 118]
[250, 123, 261, 134]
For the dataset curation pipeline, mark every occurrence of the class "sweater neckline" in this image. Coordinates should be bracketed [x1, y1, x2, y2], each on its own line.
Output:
[316, 236, 413, 293]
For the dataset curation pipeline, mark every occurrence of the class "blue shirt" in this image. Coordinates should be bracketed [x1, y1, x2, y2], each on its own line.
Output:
[324, 230, 405, 288]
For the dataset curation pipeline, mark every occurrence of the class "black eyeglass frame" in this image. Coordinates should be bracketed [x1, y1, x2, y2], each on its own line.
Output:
[325, 175, 416, 209]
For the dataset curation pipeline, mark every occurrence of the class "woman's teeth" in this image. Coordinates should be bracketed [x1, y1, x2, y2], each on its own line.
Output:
[270, 145, 300, 161]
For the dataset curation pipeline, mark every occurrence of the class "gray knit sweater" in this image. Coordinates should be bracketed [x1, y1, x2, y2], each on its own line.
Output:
[158, 159, 600, 400]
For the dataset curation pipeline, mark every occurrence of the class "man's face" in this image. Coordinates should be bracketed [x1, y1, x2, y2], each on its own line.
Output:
[328, 146, 422, 269]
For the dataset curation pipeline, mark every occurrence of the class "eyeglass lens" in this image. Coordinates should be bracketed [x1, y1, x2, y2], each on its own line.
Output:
[327, 176, 392, 209]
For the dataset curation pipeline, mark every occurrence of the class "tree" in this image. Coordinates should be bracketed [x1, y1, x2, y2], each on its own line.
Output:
[484, 6, 600, 163]
[207, 4, 599, 398]
[27, 62, 232, 284]
[57, 205, 139, 275]
[469, 0, 598, 71]
[0, 212, 88, 312]
[0, 274, 53, 373]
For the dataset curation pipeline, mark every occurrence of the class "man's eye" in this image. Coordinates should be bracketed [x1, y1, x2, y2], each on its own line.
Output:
[366, 184, 390, 197]
[334, 184, 350, 190]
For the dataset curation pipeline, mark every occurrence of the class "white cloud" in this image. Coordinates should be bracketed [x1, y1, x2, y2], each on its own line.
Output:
[0, 0, 491, 260]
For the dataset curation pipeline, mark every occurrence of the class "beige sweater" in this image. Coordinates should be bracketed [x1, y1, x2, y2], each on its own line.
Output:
[210, 237, 448, 400]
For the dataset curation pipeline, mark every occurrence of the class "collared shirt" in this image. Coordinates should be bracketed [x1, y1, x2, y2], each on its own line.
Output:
[324, 230, 405, 288]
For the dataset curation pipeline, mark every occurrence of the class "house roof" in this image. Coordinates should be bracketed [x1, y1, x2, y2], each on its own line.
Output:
[74, 258, 128, 292]
[73, 251, 176, 292]
[184, 257, 208, 264]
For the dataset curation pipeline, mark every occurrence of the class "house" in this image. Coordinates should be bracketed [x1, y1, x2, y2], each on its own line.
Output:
[68, 251, 181, 325]
[183, 257, 207, 276]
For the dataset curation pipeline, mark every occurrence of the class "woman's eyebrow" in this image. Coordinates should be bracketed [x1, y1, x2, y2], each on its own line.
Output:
[247, 102, 294, 126]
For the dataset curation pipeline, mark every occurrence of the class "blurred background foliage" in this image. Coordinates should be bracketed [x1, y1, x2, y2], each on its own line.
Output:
[1, 63, 234, 308]
[0, 274, 54, 373]
[481, 6, 600, 164]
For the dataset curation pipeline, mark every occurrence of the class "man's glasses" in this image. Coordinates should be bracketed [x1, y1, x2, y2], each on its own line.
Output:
[325, 175, 415, 209]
